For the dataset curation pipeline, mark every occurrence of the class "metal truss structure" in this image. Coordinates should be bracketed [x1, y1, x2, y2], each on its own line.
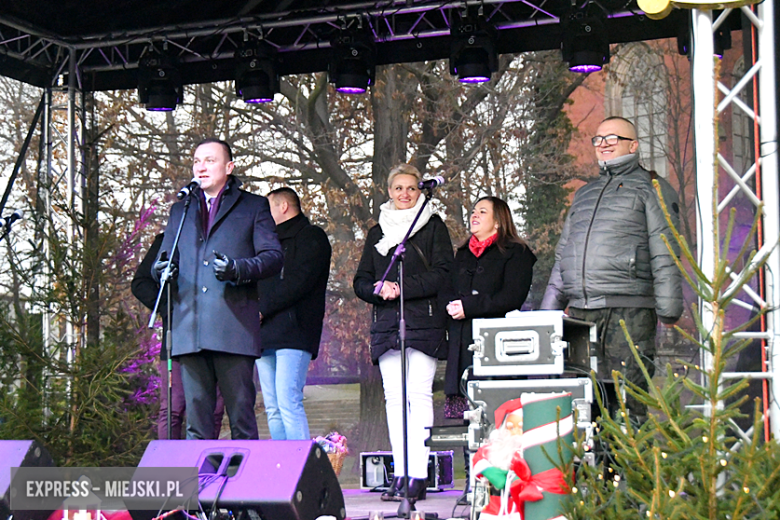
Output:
[0, 0, 775, 439]
[0, 0, 688, 91]
[39, 53, 86, 399]
[691, 1, 778, 440]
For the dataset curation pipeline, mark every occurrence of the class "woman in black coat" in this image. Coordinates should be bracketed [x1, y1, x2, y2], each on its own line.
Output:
[353, 164, 453, 503]
[444, 196, 537, 403]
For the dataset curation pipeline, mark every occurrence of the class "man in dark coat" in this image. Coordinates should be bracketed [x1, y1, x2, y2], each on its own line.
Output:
[132, 233, 225, 439]
[541, 116, 683, 419]
[153, 138, 283, 440]
[256, 187, 332, 440]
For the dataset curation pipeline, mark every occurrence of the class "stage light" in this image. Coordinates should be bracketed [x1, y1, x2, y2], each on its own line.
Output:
[137, 45, 182, 111]
[329, 21, 375, 94]
[449, 11, 498, 84]
[235, 41, 279, 103]
[561, 14, 610, 73]
[676, 22, 690, 56]
[713, 28, 731, 59]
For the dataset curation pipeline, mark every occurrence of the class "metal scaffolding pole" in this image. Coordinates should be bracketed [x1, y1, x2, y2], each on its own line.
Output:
[41, 47, 85, 372]
[756, 0, 780, 439]
[691, 2, 779, 439]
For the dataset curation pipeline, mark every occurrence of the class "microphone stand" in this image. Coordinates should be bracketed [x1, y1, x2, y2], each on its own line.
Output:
[373, 188, 438, 520]
[149, 190, 196, 440]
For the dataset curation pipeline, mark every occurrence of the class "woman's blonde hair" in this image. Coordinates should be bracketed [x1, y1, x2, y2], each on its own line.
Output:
[387, 163, 422, 191]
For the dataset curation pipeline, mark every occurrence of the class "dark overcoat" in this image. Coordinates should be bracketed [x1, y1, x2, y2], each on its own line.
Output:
[258, 213, 332, 359]
[132, 233, 171, 359]
[444, 240, 536, 396]
[156, 176, 283, 358]
[353, 214, 454, 364]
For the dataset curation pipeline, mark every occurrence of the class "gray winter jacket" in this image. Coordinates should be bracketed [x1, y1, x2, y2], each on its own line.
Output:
[541, 154, 683, 323]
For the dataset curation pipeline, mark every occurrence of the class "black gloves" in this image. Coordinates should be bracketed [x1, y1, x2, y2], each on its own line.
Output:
[213, 250, 239, 282]
[153, 252, 178, 281]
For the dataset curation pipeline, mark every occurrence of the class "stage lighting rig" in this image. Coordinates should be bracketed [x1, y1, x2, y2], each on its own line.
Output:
[235, 40, 279, 103]
[137, 45, 182, 111]
[561, 13, 610, 73]
[328, 19, 376, 94]
[449, 10, 498, 84]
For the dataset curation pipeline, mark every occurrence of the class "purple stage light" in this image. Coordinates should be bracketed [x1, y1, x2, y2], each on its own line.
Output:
[337, 86, 367, 94]
[244, 97, 274, 103]
[146, 106, 175, 111]
[459, 75, 490, 84]
[569, 63, 602, 73]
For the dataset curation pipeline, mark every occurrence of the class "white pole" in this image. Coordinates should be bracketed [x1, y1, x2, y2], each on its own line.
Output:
[692, 9, 717, 415]
[756, 0, 780, 439]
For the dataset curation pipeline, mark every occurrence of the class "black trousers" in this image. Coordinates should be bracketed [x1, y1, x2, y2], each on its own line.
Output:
[178, 351, 259, 440]
[567, 306, 657, 419]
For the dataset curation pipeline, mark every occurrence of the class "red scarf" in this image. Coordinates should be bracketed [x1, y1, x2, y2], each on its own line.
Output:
[469, 233, 498, 258]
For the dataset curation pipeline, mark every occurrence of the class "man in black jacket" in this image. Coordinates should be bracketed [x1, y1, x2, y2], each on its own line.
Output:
[541, 116, 683, 419]
[153, 138, 283, 440]
[256, 187, 332, 440]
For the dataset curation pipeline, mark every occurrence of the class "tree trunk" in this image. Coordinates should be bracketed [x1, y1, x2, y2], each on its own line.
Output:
[371, 65, 410, 217]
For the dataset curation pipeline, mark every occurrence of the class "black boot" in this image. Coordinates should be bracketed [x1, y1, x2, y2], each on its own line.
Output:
[381, 476, 403, 502]
[405, 477, 428, 503]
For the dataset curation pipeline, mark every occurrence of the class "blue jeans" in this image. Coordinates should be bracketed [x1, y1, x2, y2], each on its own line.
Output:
[256, 348, 312, 440]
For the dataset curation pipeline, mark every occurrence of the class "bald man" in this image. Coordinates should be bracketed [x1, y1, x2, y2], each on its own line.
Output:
[541, 116, 682, 421]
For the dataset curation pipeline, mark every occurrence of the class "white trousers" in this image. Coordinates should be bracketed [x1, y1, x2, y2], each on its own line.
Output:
[378, 348, 437, 478]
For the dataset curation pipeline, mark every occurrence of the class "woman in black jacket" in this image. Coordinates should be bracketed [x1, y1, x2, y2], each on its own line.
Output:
[444, 196, 537, 404]
[353, 164, 453, 503]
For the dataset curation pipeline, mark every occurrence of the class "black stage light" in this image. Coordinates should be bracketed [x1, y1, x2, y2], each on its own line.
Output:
[713, 28, 732, 59]
[329, 21, 375, 94]
[449, 12, 498, 83]
[561, 14, 610, 73]
[677, 22, 691, 56]
[137, 46, 182, 111]
[235, 41, 279, 103]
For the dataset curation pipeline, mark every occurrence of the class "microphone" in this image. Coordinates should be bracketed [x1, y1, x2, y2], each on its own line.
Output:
[177, 178, 202, 200]
[0, 209, 24, 229]
[418, 176, 446, 190]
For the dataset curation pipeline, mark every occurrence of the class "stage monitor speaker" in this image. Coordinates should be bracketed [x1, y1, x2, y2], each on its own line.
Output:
[132, 440, 345, 520]
[0, 440, 55, 520]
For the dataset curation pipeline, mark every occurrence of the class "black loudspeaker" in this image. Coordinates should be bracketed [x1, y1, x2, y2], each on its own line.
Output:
[133, 440, 345, 520]
[0, 440, 55, 520]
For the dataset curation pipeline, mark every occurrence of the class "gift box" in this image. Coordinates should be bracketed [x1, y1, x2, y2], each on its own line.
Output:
[521, 392, 574, 520]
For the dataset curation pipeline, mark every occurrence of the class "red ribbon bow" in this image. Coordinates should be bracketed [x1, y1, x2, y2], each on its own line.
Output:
[508, 452, 569, 510]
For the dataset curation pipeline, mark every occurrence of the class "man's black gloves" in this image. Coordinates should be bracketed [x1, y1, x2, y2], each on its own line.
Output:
[213, 250, 239, 282]
[153, 252, 178, 281]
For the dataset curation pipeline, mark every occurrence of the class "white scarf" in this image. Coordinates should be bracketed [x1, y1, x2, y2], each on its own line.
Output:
[375, 195, 434, 256]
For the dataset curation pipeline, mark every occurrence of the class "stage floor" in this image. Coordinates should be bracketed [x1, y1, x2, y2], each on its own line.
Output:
[342, 487, 471, 520]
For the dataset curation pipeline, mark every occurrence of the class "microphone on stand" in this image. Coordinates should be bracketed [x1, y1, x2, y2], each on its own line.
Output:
[418, 176, 446, 190]
[177, 178, 202, 200]
[0, 209, 24, 229]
